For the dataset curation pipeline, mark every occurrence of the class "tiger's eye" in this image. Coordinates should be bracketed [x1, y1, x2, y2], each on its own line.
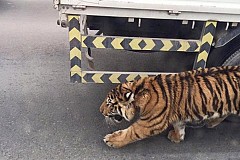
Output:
[114, 115, 123, 122]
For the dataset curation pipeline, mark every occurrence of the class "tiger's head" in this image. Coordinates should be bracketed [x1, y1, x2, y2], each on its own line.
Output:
[100, 82, 136, 124]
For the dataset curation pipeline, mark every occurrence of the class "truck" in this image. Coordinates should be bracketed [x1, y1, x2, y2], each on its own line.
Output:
[53, 0, 240, 84]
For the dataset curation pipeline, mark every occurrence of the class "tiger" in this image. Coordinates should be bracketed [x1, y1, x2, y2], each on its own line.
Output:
[100, 66, 240, 148]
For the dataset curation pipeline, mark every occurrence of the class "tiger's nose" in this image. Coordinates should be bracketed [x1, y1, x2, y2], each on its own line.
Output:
[100, 102, 105, 114]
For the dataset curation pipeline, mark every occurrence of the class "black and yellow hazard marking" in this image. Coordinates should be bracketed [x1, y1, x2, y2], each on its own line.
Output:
[67, 16, 217, 83]
[81, 71, 165, 83]
[82, 36, 201, 52]
[193, 21, 217, 69]
[68, 15, 82, 82]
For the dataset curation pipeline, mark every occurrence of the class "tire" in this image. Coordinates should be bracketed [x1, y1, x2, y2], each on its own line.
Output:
[222, 49, 240, 122]
[222, 49, 240, 66]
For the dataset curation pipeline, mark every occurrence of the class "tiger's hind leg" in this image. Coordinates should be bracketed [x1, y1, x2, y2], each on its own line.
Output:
[205, 115, 228, 128]
[168, 121, 186, 143]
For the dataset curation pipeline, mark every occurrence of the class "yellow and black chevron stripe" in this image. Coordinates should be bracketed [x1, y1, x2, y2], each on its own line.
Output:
[68, 15, 82, 83]
[81, 71, 161, 83]
[82, 36, 201, 52]
[193, 21, 217, 69]
[67, 16, 217, 83]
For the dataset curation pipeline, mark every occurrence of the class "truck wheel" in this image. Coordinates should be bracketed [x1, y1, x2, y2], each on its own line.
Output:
[222, 49, 240, 123]
[222, 49, 240, 66]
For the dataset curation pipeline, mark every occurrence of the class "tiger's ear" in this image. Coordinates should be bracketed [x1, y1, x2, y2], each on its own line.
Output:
[125, 92, 134, 103]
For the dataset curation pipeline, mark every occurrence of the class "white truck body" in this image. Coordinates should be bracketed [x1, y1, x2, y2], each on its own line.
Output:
[56, 0, 240, 22]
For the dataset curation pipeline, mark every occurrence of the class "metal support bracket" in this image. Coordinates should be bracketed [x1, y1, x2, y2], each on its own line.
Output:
[68, 15, 82, 82]
[193, 21, 217, 69]
[82, 36, 201, 52]
[215, 25, 240, 48]
[79, 15, 95, 70]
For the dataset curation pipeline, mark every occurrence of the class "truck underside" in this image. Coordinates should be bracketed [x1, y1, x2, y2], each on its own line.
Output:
[54, 0, 240, 83]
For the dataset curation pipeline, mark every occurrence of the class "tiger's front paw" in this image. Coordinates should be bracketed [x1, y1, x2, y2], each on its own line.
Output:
[167, 130, 182, 143]
[103, 130, 127, 148]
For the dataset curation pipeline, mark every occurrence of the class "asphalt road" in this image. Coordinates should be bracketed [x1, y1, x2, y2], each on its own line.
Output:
[0, 0, 240, 160]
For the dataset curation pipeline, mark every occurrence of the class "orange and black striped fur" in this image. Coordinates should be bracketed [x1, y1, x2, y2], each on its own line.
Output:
[100, 66, 240, 148]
